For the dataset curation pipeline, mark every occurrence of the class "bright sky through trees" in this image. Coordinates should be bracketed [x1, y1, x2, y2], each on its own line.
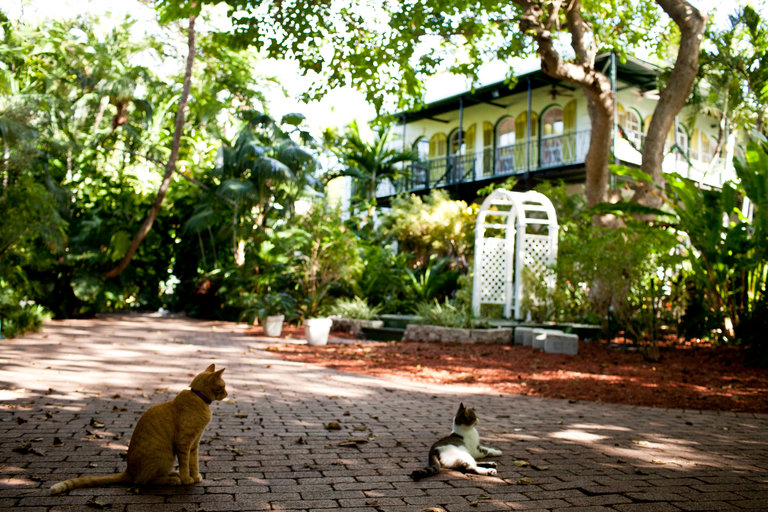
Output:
[6, 0, 765, 134]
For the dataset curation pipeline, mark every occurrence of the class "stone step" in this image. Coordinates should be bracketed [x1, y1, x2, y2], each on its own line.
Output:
[361, 326, 405, 341]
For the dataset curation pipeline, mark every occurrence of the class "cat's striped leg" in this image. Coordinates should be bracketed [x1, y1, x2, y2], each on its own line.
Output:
[176, 444, 195, 485]
[189, 438, 203, 483]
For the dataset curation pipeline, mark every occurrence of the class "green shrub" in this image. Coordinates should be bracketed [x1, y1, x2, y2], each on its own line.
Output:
[328, 297, 381, 320]
[415, 300, 471, 328]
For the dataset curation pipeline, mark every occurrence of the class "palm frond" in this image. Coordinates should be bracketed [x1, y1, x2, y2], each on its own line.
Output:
[252, 155, 294, 182]
[183, 207, 219, 235]
[218, 178, 257, 202]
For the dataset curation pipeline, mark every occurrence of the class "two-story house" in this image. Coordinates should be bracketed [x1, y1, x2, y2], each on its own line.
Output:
[375, 54, 737, 205]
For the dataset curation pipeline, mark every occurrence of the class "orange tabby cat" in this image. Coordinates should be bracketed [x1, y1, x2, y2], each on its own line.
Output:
[50, 364, 227, 494]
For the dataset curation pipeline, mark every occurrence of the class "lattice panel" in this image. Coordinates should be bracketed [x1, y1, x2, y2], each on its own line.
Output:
[478, 238, 509, 303]
[522, 235, 553, 275]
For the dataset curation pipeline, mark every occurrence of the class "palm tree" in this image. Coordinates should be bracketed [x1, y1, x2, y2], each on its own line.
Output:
[184, 110, 320, 266]
[324, 121, 417, 212]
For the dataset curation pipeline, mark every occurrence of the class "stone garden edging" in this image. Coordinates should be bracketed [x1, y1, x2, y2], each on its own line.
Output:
[402, 324, 514, 344]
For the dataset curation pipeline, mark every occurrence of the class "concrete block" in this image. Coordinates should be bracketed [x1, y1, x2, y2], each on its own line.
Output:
[532, 329, 563, 350]
[544, 331, 579, 355]
[514, 327, 533, 346]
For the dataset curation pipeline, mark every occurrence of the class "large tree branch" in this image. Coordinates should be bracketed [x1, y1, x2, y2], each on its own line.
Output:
[105, 13, 197, 279]
[634, 0, 706, 207]
[518, 0, 613, 207]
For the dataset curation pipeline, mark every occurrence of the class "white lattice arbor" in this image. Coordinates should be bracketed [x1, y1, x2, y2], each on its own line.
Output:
[472, 190, 559, 319]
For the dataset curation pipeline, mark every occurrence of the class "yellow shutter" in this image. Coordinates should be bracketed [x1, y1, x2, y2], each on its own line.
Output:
[691, 129, 700, 160]
[514, 113, 527, 171]
[563, 100, 576, 132]
[514, 111, 538, 169]
[429, 133, 447, 158]
[483, 121, 493, 147]
[617, 103, 627, 127]
[465, 124, 476, 151]
[515, 112, 527, 140]
[563, 100, 576, 162]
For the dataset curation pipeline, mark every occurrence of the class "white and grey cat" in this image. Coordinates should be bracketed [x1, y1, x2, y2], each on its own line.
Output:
[410, 403, 502, 480]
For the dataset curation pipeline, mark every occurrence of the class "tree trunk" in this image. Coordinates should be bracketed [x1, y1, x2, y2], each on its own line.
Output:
[632, 0, 706, 208]
[105, 14, 197, 279]
[518, 0, 614, 208]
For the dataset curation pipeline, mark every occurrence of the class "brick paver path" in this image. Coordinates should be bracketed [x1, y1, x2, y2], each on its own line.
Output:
[1, 314, 767, 511]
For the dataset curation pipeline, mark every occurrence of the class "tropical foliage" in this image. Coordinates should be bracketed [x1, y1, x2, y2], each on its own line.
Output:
[323, 121, 417, 212]
[2, 2, 767, 371]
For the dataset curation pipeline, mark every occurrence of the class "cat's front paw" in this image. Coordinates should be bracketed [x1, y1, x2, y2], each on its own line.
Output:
[485, 467, 497, 477]
[181, 475, 195, 485]
[192, 473, 203, 483]
[487, 448, 503, 456]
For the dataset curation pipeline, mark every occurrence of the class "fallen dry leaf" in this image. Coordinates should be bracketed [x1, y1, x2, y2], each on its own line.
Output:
[338, 439, 368, 448]
[13, 442, 45, 456]
[324, 422, 342, 431]
[86, 498, 109, 509]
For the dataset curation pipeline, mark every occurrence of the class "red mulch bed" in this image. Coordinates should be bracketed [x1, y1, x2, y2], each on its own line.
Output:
[249, 326, 768, 414]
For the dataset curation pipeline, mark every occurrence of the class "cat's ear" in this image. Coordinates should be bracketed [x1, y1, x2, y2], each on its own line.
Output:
[457, 402, 465, 414]
[205, 364, 216, 372]
[213, 368, 225, 377]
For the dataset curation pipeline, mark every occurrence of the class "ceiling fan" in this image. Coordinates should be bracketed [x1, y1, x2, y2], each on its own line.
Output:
[548, 84, 574, 100]
[634, 88, 660, 100]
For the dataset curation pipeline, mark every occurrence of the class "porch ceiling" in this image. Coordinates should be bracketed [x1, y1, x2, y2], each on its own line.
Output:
[397, 54, 660, 123]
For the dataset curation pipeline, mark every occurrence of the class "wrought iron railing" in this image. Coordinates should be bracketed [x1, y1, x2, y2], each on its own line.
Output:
[405, 153, 477, 191]
[391, 129, 592, 196]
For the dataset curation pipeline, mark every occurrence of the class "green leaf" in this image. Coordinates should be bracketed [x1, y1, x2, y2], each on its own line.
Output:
[281, 112, 305, 126]
[71, 276, 102, 302]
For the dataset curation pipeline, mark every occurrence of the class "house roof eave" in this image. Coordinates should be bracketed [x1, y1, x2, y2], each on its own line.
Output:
[394, 53, 662, 123]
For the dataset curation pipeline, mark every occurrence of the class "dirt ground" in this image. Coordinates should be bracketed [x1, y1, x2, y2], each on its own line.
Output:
[250, 326, 768, 414]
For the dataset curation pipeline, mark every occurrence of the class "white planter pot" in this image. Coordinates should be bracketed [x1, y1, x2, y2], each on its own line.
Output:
[263, 314, 284, 337]
[305, 317, 333, 346]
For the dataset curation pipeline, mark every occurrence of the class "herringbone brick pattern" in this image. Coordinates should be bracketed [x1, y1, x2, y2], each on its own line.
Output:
[1, 314, 766, 511]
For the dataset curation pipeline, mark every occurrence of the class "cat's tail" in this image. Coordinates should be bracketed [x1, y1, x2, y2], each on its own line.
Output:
[50, 472, 131, 494]
[410, 451, 441, 481]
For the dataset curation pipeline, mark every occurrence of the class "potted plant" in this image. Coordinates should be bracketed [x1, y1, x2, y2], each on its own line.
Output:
[254, 292, 295, 337]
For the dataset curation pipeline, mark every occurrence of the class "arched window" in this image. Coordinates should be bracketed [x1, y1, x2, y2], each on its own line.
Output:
[429, 133, 447, 158]
[542, 107, 563, 137]
[497, 117, 515, 148]
[496, 117, 516, 174]
[428, 133, 448, 185]
[411, 137, 430, 189]
[625, 109, 642, 147]
[414, 137, 430, 160]
[541, 107, 563, 166]
[449, 124, 476, 154]
[448, 124, 475, 181]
